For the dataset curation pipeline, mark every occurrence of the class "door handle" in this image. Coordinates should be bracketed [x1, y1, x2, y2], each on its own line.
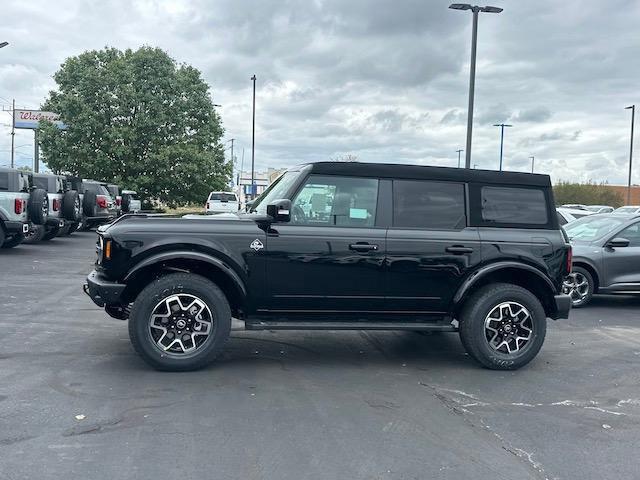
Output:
[349, 243, 378, 252]
[445, 245, 474, 254]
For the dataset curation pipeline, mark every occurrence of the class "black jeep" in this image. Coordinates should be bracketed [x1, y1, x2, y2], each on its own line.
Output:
[85, 162, 572, 371]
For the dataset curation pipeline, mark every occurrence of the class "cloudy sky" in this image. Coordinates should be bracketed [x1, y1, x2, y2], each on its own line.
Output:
[1, 0, 639, 184]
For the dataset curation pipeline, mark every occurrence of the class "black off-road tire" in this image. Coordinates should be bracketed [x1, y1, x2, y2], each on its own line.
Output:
[28, 189, 49, 225]
[0, 226, 5, 248]
[459, 283, 547, 370]
[42, 226, 60, 241]
[1, 233, 24, 248]
[82, 190, 97, 217]
[128, 273, 232, 371]
[62, 190, 81, 222]
[22, 224, 45, 243]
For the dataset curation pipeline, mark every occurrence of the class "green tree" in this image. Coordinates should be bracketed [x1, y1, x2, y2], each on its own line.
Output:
[39, 46, 230, 206]
[553, 181, 624, 207]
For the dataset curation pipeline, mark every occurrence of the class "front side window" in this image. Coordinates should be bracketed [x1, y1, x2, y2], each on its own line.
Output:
[251, 171, 301, 215]
[481, 186, 548, 225]
[393, 180, 465, 229]
[616, 222, 640, 247]
[291, 175, 378, 227]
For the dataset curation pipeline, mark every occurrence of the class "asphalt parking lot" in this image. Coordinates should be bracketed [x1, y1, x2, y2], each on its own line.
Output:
[1, 233, 639, 480]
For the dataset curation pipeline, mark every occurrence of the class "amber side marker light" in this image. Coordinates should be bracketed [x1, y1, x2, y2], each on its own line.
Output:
[104, 239, 112, 260]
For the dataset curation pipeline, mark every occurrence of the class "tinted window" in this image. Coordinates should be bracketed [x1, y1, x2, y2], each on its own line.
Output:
[33, 177, 49, 191]
[557, 212, 568, 225]
[209, 193, 237, 202]
[617, 222, 640, 247]
[393, 180, 465, 229]
[481, 187, 548, 225]
[291, 175, 378, 227]
[0, 173, 8, 191]
[84, 183, 110, 196]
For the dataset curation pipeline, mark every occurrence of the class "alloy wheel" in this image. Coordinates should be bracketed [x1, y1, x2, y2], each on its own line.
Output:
[484, 301, 533, 355]
[563, 273, 589, 305]
[148, 294, 213, 355]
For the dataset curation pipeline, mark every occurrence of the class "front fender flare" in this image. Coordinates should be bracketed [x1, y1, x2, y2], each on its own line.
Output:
[124, 250, 247, 300]
[453, 261, 556, 305]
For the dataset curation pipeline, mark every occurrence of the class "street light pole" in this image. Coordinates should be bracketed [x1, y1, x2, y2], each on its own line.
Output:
[493, 123, 512, 170]
[449, 4, 503, 169]
[626, 105, 635, 204]
[529, 155, 535, 173]
[250, 74, 256, 200]
[456, 149, 464, 168]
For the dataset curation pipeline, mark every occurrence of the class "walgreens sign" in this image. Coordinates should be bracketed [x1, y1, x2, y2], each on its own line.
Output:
[14, 110, 67, 130]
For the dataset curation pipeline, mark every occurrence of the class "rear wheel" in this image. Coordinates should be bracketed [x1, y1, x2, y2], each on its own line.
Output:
[563, 266, 594, 307]
[1, 233, 24, 248]
[128, 273, 231, 371]
[23, 224, 45, 243]
[459, 283, 547, 370]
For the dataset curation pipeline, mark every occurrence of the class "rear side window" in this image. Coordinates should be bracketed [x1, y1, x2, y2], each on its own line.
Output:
[480, 186, 548, 225]
[0, 173, 8, 191]
[33, 177, 49, 191]
[393, 180, 466, 229]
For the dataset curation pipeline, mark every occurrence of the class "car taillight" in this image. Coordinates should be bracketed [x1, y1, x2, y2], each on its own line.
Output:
[566, 245, 573, 273]
[97, 195, 108, 208]
[52, 199, 61, 211]
[116, 196, 122, 206]
[14, 198, 24, 214]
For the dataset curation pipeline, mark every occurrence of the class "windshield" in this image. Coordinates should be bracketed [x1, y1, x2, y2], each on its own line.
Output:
[615, 207, 638, 213]
[251, 171, 301, 214]
[209, 193, 237, 202]
[564, 215, 628, 242]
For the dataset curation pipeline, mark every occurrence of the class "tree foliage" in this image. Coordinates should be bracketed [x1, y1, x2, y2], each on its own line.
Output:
[39, 47, 231, 206]
[553, 181, 623, 207]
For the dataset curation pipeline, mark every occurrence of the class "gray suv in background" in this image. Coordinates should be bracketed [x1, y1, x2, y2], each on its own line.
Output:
[67, 178, 117, 231]
[564, 213, 640, 306]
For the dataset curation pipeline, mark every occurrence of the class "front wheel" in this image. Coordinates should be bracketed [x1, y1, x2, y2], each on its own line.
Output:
[128, 273, 231, 371]
[459, 283, 547, 370]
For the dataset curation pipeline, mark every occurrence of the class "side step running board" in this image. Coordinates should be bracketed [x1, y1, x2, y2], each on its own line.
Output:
[245, 321, 456, 332]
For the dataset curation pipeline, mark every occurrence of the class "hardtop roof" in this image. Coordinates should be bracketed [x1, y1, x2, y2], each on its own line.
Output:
[296, 161, 552, 187]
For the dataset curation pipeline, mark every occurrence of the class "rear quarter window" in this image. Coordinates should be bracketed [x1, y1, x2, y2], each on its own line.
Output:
[0, 172, 8, 191]
[470, 185, 553, 228]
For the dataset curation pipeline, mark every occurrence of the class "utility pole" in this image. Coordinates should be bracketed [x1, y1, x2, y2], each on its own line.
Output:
[626, 105, 635, 204]
[34, 129, 39, 173]
[11, 99, 15, 168]
[529, 155, 535, 173]
[493, 123, 512, 171]
[250, 74, 256, 200]
[449, 4, 503, 168]
[456, 149, 463, 168]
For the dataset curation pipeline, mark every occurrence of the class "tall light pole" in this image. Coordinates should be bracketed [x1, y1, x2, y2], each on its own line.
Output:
[529, 155, 535, 173]
[449, 4, 503, 169]
[456, 149, 464, 168]
[493, 123, 512, 170]
[250, 74, 256, 200]
[626, 105, 635, 205]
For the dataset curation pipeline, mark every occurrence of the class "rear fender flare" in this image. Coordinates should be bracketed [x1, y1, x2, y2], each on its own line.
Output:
[453, 261, 556, 305]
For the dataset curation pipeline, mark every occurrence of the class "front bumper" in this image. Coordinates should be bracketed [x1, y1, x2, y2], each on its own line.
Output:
[553, 294, 572, 320]
[83, 270, 126, 307]
[4, 220, 29, 235]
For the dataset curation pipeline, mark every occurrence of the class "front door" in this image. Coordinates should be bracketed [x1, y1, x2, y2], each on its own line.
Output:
[602, 221, 640, 288]
[385, 179, 482, 313]
[264, 174, 386, 314]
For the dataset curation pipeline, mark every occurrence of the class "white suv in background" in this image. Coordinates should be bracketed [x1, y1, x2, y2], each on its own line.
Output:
[205, 191, 239, 214]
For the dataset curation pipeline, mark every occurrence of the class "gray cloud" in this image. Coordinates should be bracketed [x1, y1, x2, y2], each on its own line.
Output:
[0, 0, 637, 185]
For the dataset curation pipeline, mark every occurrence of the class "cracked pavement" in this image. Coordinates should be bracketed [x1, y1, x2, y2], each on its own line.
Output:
[1, 233, 639, 479]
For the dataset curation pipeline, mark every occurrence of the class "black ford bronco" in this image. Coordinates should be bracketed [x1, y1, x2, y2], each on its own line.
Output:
[85, 162, 572, 371]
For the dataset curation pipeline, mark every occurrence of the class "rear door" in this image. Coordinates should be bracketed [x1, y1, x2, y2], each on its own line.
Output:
[385, 179, 481, 313]
[265, 174, 386, 313]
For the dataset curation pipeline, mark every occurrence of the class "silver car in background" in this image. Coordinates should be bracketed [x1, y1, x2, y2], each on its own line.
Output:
[564, 213, 640, 306]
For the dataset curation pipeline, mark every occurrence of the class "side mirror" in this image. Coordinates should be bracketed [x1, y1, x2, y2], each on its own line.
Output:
[266, 199, 291, 222]
[606, 237, 630, 248]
